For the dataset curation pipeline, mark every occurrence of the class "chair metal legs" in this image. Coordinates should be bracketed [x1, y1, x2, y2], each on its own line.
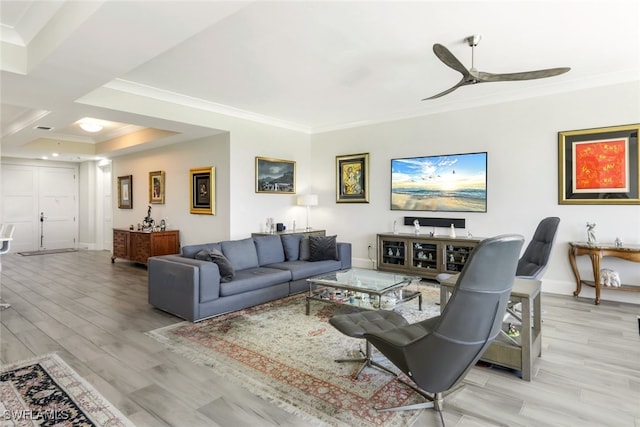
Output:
[335, 340, 397, 379]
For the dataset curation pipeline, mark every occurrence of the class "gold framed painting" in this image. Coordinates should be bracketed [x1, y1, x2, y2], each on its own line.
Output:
[336, 153, 369, 203]
[117, 175, 133, 209]
[558, 123, 639, 204]
[149, 170, 165, 204]
[255, 157, 296, 194]
[190, 167, 215, 215]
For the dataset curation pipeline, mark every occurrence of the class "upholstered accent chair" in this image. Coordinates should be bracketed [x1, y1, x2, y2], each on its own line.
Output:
[330, 234, 524, 413]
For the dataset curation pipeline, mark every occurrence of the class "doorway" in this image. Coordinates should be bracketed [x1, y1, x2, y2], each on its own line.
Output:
[1, 163, 78, 252]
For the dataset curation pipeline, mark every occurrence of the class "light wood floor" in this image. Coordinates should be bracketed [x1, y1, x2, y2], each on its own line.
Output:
[1, 250, 638, 427]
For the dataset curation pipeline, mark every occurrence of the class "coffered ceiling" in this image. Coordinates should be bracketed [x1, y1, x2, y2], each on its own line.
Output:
[1, 0, 638, 162]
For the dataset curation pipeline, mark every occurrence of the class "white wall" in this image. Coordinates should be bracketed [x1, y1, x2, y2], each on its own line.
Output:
[310, 81, 640, 303]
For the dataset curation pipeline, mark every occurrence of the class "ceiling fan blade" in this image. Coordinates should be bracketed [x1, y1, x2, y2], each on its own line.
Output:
[476, 67, 571, 82]
[422, 78, 474, 100]
[432, 44, 471, 78]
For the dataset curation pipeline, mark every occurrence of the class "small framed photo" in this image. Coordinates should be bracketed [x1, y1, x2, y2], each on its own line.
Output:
[255, 157, 296, 194]
[117, 175, 133, 209]
[336, 153, 370, 203]
[190, 167, 215, 215]
[149, 171, 165, 204]
[558, 124, 639, 204]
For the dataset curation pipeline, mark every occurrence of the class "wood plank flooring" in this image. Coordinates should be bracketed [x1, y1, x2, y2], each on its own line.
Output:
[1, 250, 639, 426]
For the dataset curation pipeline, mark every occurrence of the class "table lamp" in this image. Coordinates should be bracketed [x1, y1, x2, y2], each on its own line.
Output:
[297, 194, 318, 231]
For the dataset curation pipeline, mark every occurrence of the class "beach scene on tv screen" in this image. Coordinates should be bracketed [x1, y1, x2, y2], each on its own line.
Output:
[391, 152, 487, 212]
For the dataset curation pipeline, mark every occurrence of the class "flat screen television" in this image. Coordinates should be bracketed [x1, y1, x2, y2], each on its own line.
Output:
[391, 152, 487, 212]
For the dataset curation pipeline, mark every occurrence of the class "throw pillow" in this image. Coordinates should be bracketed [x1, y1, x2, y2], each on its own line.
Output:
[221, 238, 259, 271]
[299, 238, 311, 261]
[253, 235, 285, 265]
[309, 235, 339, 261]
[194, 249, 235, 282]
[281, 233, 303, 261]
[209, 249, 235, 282]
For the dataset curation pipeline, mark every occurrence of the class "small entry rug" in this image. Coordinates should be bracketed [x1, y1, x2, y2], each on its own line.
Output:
[0, 353, 134, 426]
[18, 248, 78, 256]
[147, 284, 441, 427]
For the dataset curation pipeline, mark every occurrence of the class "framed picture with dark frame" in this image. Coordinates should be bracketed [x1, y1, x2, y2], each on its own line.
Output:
[336, 152, 370, 203]
[117, 175, 133, 209]
[255, 157, 296, 194]
[149, 170, 165, 204]
[558, 124, 639, 204]
[190, 166, 215, 215]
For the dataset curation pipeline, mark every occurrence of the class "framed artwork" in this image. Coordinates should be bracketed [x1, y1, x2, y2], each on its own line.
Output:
[558, 124, 639, 204]
[149, 170, 165, 204]
[255, 157, 296, 194]
[117, 175, 133, 209]
[190, 167, 215, 214]
[336, 153, 370, 203]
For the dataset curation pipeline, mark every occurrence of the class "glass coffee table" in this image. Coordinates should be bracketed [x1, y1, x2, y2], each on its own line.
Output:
[305, 268, 422, 315]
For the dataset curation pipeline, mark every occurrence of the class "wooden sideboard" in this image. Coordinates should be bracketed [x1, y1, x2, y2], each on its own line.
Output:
[568, 242, 640, 305]
[377, 233, 483, 280]
[112, 228, 180, 265]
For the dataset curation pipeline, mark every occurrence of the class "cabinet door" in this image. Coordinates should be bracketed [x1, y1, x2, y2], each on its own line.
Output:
[442, 243, 476, 274]
[410, 240, 439, 274]
[131, 233, 151, 264]
[113, 230, 130, 259]
[379, 238, 408, 268]
[151, 231, 180, 257]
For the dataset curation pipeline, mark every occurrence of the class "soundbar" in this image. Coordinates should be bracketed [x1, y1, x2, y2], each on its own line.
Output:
[403, 217, 466, 229]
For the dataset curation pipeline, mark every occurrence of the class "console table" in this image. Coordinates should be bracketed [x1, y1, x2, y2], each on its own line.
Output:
[440, 276, 542, 381]
[251, 229, 325, 238]
[112, 228, 180, 265]
[568, 242, 640, 305]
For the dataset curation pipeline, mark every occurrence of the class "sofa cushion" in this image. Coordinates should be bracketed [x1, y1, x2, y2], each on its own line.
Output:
[268, 259, 342, 281]
[281, 234, 303, 261]
[195, 249, 235, 282]
[221, 238, 259, 271]
[309, 235, 339, 261]
[253, 235, 286, 266]
[219, 267, 292, 297]
[299, 238, 310, 261]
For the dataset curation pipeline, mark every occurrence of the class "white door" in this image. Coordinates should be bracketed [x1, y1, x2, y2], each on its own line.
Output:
[1, 164, 78, 252]
[38, 167, 77, 250]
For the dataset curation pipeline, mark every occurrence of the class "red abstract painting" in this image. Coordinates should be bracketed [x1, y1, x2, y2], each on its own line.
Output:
[573, 138, 628, 192]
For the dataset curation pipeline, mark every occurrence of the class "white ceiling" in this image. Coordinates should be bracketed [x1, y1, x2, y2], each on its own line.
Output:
[1, 0, 638, 162]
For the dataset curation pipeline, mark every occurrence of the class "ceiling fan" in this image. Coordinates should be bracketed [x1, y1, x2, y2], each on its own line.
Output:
[423, 35, 571, 100]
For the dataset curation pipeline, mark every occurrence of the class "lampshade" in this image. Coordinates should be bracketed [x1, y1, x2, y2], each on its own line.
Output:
[296, 194, 318, 206]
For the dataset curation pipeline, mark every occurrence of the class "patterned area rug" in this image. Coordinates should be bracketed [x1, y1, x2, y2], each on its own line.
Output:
[0, 353, 134, 426]
[147, 283, 441, 427]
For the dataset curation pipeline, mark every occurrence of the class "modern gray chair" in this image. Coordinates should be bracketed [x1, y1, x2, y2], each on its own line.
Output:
[330, 234, 524, 413]
[436, 216, 560, 283]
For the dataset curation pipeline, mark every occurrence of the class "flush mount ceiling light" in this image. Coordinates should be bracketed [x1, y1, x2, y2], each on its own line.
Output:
[77, 118, 103, 133]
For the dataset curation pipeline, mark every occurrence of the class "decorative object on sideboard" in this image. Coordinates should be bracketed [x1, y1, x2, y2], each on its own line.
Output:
[615, 237, 623, 247]
[142, 205, 154, 231]
[413, 219, 420, 235]
[297, 194, 318, 231]
[586, 222, 597, 244]
[558, 123, 640, 205]
[599, 269, 621, 287]
[449, 223, 456, 238]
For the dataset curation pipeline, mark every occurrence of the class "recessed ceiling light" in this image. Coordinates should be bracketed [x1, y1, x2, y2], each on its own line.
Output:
[34, 125, 54, 131]
[52, 153, 59, 157]
[41, 156, 48, 160]
[77, 117, 104, 133]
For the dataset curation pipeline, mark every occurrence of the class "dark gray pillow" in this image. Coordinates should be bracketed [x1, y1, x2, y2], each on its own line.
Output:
[299, 238, 310, 261]
[281, 233, 303, 261]
[309, 235, 338, 261]
[194, 249, 235, 282]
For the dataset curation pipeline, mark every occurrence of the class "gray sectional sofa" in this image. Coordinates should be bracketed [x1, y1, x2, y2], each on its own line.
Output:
[148, 233, 352, 321]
